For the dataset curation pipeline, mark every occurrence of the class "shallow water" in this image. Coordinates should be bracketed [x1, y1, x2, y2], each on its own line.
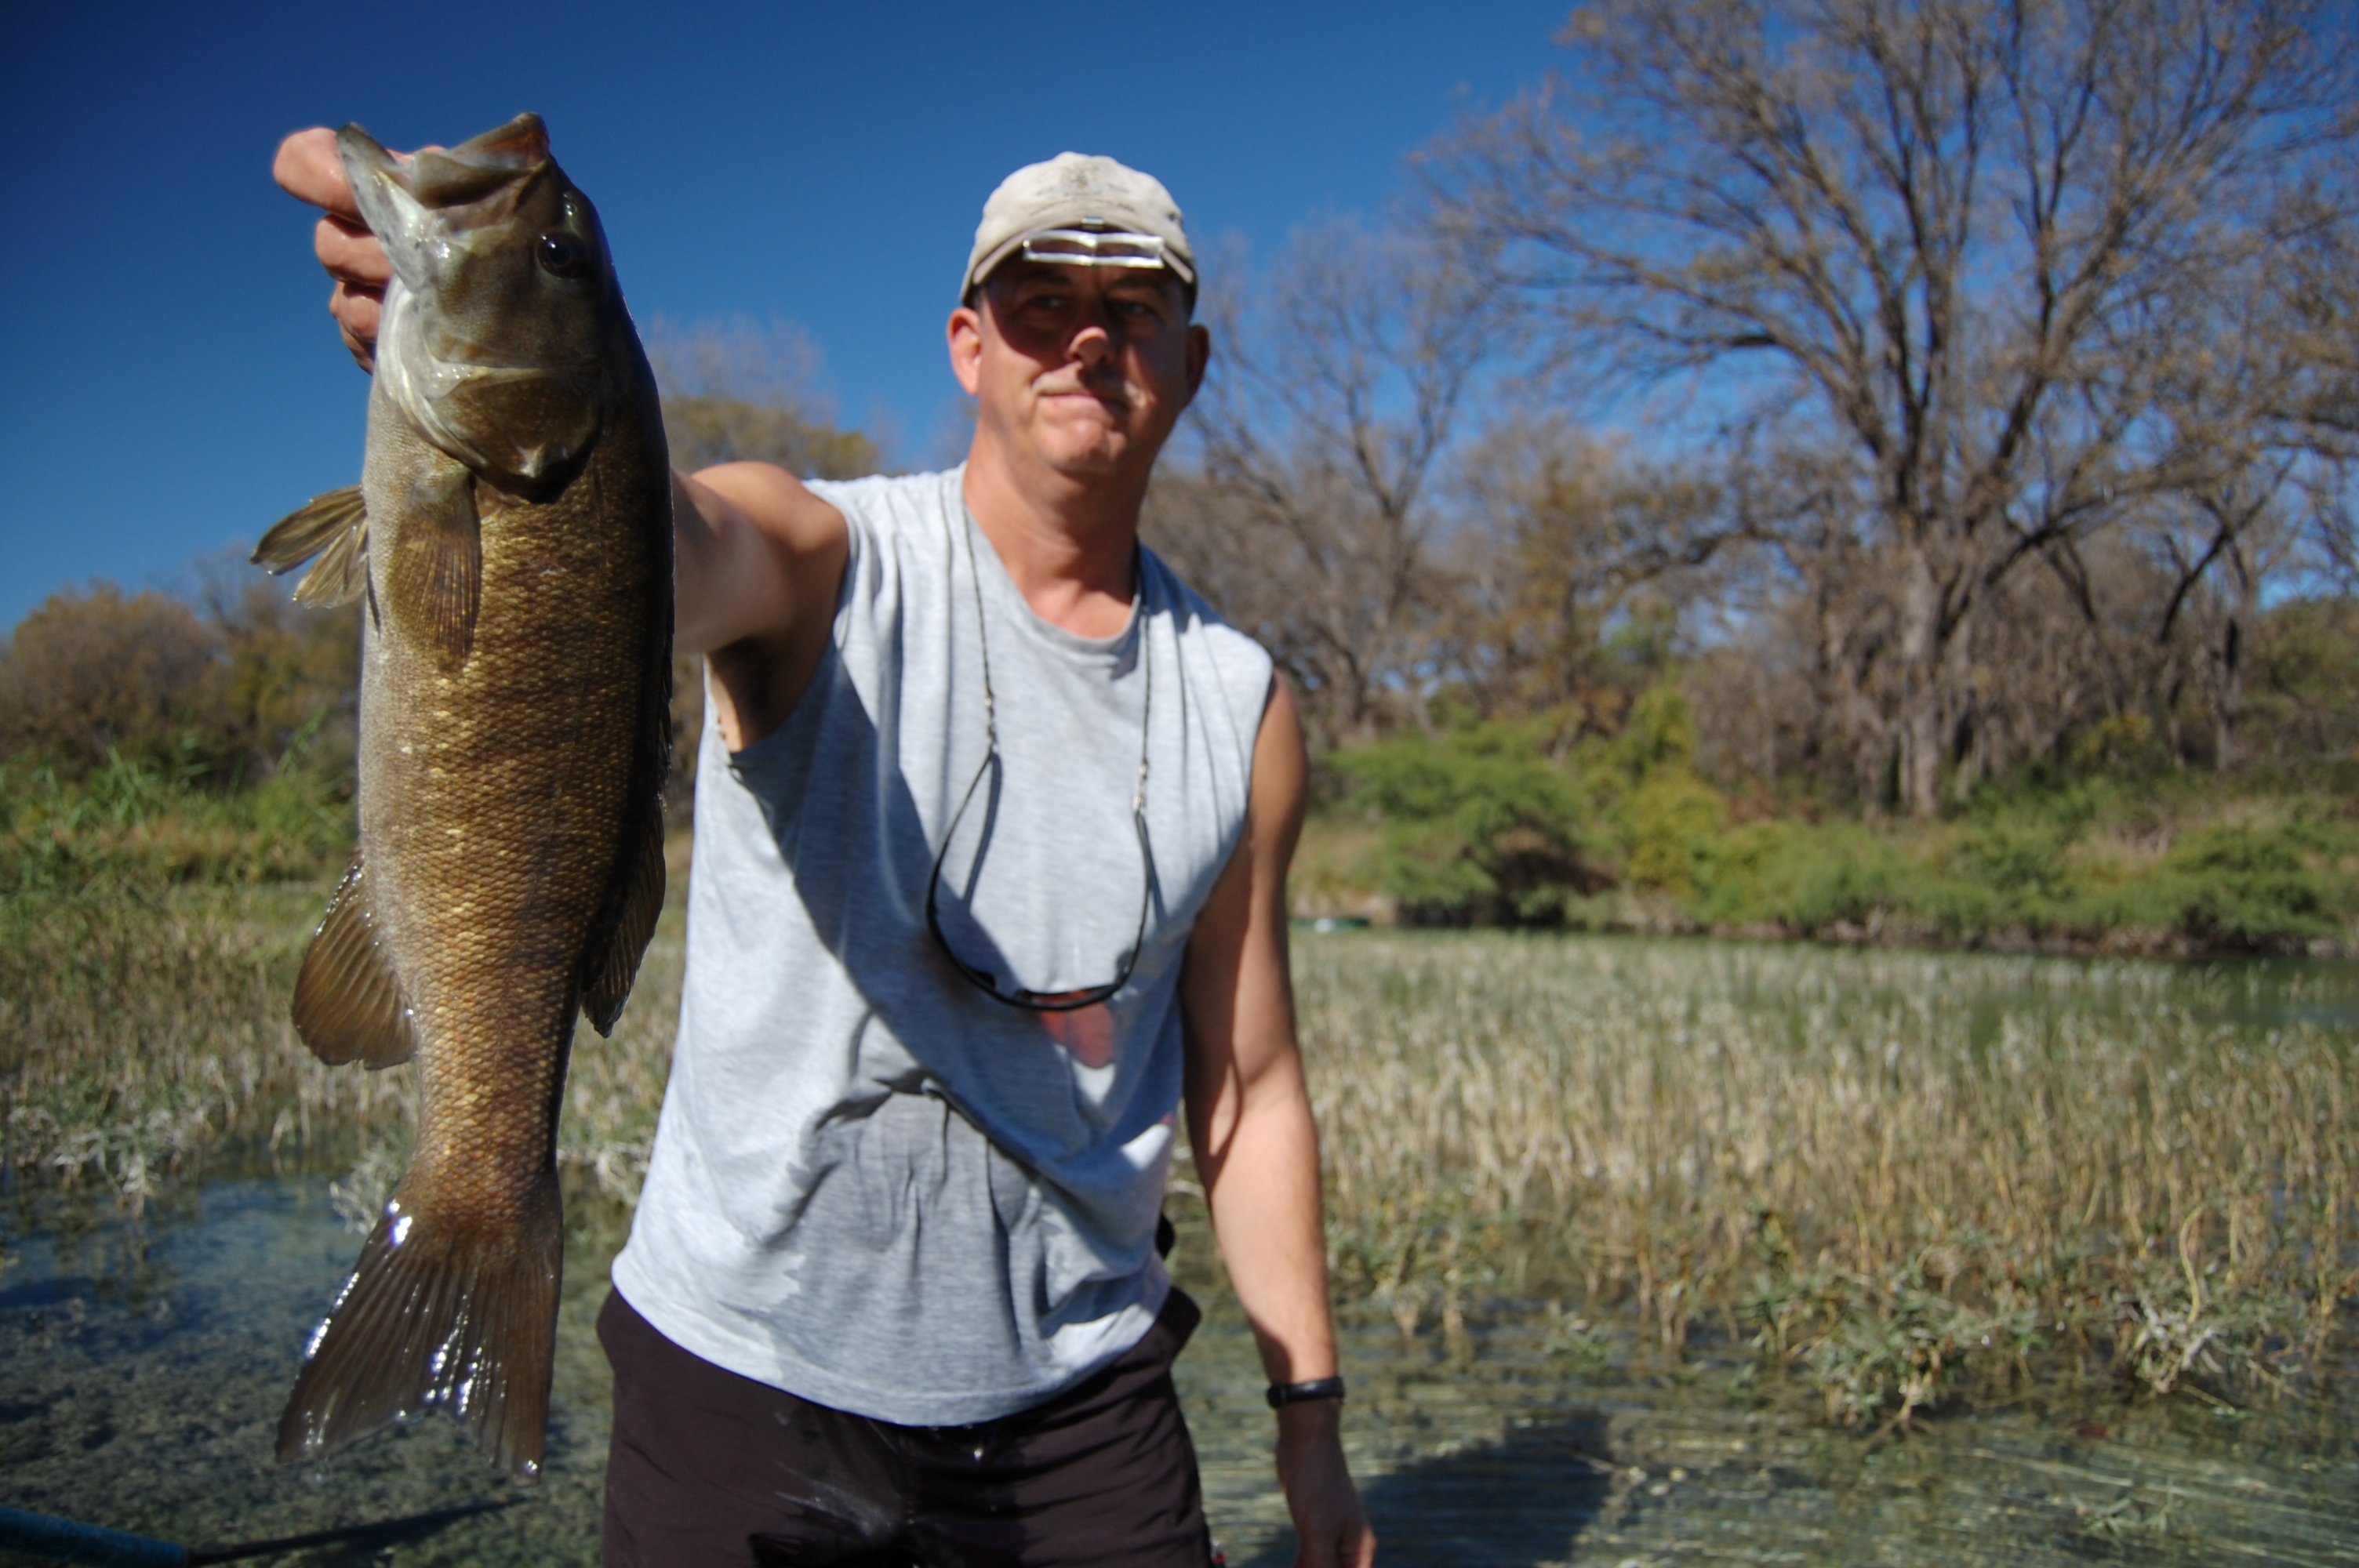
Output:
[3, 1174, 2354, 1566]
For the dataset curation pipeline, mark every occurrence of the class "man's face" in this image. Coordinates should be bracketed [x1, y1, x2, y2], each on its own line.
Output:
[949, 260, 1209, 481]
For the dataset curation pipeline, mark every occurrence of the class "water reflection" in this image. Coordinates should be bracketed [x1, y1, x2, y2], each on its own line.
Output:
[1177, 1290, 2359, 1567]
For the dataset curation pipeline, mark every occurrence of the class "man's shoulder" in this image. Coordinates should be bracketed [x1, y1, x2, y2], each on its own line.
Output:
[1143, 546, 1250, 639]
[801, 467, 960, 530]
[1142, 546, 1274, 699]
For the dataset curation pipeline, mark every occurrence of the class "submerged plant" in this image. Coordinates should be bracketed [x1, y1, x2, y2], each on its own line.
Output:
[1294, 932, 2359, 1421]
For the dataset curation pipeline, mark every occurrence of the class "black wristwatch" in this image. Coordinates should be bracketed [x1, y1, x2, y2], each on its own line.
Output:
[1266, 1375, 1346, 1410]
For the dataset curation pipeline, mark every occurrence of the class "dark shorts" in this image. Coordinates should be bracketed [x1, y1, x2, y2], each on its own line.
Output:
[598, 1287, 1217, 1568]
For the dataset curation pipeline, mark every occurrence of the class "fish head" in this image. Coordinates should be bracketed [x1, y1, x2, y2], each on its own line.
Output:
[340, 114, 612, 492]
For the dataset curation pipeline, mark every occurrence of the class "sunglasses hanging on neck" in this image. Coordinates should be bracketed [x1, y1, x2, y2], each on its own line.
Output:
[925, 513, 1154, 1014]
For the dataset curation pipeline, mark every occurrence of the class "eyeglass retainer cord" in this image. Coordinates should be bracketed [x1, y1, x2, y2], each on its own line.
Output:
[925, 505, 1154, 1013]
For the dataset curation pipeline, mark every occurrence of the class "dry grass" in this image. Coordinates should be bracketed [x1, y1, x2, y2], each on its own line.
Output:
[1295, 931, 2359, 1425]
[1, 860, 684, 1214]
[9, 848, 2353, 1428]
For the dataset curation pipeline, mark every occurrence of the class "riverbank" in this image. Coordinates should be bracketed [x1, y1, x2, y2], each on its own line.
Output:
[1290, 763, 2359, 958]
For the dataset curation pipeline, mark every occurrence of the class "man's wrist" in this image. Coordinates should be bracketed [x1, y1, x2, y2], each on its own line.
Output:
[1272, 1392, 1345, 1442]
[1266, 1374, 1346, 1410]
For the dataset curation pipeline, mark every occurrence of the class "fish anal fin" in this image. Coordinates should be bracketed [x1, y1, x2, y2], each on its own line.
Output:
[383, 466, 481, 667]
[278, 1171, 562, 1481]
[255, 486, 369, 608]
[292, 855, 417, 1069]
[581, 810, 664, 1036]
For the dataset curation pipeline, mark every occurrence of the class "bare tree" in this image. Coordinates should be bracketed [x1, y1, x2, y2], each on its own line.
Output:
[645, 314, 881, 481]
[1150, 223, 1509, 742]
[1444, 417, 1736, 731]
[1430, 0, 2358, 811]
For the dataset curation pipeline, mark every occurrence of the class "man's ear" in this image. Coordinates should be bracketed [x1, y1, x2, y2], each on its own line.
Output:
[947, 302, 985, 397]
[1183, 321, 1211, 403]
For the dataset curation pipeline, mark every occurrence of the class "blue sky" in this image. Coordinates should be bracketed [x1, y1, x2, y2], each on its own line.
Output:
[0, 0, 1568, 633]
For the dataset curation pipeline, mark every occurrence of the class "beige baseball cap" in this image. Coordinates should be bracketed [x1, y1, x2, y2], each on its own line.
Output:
[962, 152, 1196, 301]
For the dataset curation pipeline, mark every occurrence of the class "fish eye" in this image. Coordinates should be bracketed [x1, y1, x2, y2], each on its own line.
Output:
[536, 232, 591, 279]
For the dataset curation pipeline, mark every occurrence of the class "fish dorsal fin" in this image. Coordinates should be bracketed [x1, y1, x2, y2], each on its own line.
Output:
[581, 807, 665, 1036]
[293, 853, 417, 1069]
[383, 465, 482, 667]
[253, 486, 370, 608]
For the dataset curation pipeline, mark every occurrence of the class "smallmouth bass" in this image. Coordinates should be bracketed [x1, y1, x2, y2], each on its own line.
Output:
[254, 112, 671, 1480]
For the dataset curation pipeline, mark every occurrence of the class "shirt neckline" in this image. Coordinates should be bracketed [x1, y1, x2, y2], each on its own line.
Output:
[951, 470, 1147, 667]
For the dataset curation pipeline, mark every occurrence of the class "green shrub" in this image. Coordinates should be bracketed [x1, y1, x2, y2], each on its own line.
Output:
[1335, 720, 1605, 922]
[1696, 821, 1917, 933]
[2148, 819, 2359, 945]
[1621, 770, 1725, 895]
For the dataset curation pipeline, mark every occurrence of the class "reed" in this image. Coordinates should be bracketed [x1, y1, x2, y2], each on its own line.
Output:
[1293, 931, 2359, 1426]
[0, 873, 685, 1210]
[9, 820, 2352, 1428]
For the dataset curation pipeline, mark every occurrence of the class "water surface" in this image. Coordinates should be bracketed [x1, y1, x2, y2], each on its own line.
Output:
[3, 1170, 2354, 1566]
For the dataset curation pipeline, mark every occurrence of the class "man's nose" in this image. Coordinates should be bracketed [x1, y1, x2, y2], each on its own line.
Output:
[1068, 318, 1115, 367]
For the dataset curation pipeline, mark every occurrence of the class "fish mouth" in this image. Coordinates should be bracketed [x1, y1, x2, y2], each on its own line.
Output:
[338, 115, 554, 296]
[342, 113, 550, 209]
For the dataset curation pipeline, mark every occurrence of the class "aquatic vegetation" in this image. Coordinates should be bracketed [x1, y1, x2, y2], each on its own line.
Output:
[8, 818, 2353, 1428]
[1291, 932, 2359, 1423]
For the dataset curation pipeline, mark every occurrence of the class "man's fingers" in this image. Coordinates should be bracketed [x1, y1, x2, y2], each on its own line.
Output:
[314, 213, 391, 287]
[330, 281, 382, 372]
[274, 127, 359, 220]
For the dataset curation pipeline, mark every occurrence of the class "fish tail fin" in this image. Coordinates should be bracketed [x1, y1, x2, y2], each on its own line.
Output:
[278, 1168, 563, 1481]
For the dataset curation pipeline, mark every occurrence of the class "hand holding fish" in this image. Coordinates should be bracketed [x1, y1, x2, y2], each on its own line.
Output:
[274, 127, 435, 372]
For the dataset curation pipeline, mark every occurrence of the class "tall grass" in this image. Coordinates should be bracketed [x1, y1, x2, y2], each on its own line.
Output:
[9, 767, 2353, 1432]
[0, 755, 680, 1206]
[1296, 932, 2358, 1427]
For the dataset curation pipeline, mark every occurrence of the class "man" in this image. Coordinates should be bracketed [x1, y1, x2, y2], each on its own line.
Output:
[274, 132, 1376, 1568]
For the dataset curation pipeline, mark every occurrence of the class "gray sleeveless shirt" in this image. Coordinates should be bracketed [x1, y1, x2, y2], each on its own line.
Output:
[611, 467, 1273, 1425]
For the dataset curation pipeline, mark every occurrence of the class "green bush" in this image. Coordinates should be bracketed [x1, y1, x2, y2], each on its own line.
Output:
[1697, 821, 1918, 932]
[1620, 770, 1725, 895]
[1334, 720, 1606, 921]
[1312, 677, 2359, 949]
[2147, 819, 2359, 945]
[2, 746, 351, 896]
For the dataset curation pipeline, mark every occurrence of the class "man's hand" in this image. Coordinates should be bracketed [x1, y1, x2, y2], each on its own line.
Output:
[272, 127, 398, 371]
[1276, 1402, 1376, 1567]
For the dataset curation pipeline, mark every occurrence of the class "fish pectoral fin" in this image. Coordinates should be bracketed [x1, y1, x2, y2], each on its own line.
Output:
[278, 1171, 562, 1482]
[253, 485, 370, 608]
[292, 853, 418, 1069]
[383, 466, 482, 667]
[580, 808, 666, 1036]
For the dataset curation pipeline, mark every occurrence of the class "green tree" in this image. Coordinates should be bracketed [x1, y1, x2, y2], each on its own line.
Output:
[1337, 720, 1609, 921]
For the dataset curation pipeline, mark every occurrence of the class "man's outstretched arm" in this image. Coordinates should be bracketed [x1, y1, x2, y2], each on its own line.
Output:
[1182, 677, 1376, 1568]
